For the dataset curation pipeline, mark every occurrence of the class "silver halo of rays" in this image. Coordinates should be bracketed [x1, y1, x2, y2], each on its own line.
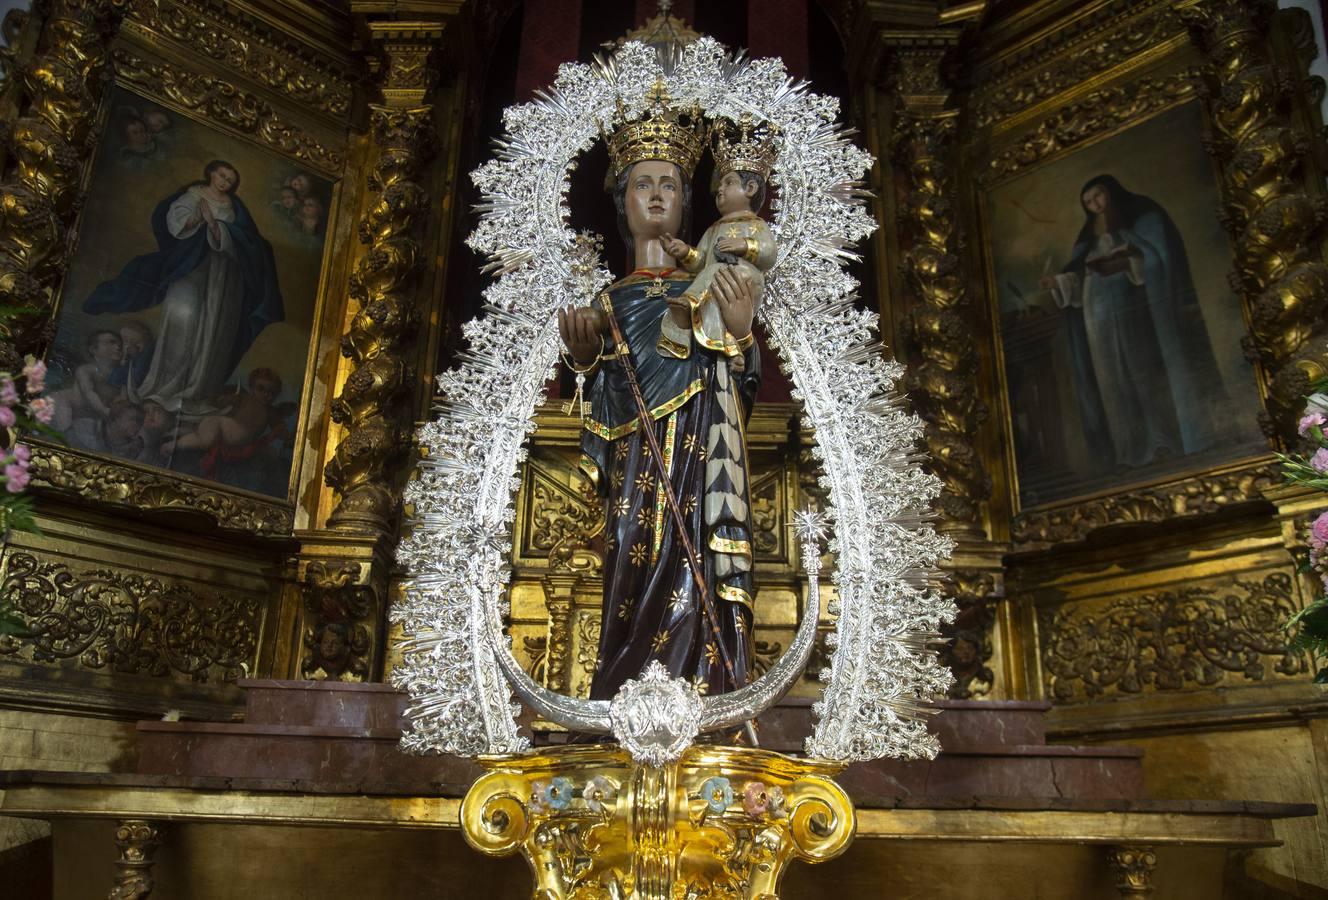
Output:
[392, 37, 955, 763]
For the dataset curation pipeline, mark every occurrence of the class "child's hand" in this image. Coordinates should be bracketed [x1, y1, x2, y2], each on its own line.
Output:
[660, 233, 690, 261]
[716, 237, 747, 256]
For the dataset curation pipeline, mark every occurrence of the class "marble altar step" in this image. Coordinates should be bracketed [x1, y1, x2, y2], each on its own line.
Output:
[135, 680, 1142, 801]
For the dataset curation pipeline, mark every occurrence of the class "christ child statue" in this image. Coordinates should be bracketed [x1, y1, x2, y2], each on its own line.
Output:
[660, 114, 778, 359]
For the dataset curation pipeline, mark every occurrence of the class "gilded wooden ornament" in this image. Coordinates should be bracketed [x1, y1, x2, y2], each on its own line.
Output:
[1181, 0, 1328, 445]
[124, 0, 354, 120]
[109, 819, 163, 900]
[893, 47, 991, 535]
[324, 97, 437, 532]
[300, 560, 377, 681]
[111, 48, 344, 174]
[460, 745, 854, 900]
[981, 72, 1197, 186]
[945, 569, 997, 699]
[28, 445, 294, 534]
[1106, 845, 1158, 898]
[1039, 572, 1307, 703]
[0, 551, 261, 683]
[971, 0, 1185, 130]
[1012, 461, 1279, 548]
[0, 0, 128, 361]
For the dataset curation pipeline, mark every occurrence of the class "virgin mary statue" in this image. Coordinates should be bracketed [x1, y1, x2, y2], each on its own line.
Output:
[84, 159, 284, 415]
[558, 87, 763, 701]
[1046, 175, 1227, 468]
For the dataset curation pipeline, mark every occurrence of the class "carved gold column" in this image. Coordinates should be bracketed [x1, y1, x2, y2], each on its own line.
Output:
[891, 42, 992, 538]
[324, 18, 443, 533]
[109, 819, 163, 899]
[1107, 845, 1157, 898]
[0, 0, 129, 365]
[297, 7, 461, 682]
[859, 18, 1005, 699]
[1181, 0, 1328, 445]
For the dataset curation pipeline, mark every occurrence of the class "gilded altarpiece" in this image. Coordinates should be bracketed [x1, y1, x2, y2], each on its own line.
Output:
[965, 0, 1328, 889]
[0, 0, 394, 721]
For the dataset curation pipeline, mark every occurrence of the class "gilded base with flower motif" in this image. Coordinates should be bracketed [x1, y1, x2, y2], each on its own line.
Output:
[459, 743, 854, 899]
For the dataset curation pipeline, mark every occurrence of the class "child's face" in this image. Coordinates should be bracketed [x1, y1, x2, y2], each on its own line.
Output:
[715, 171, 754, 215]
[125, 121, 149, 147]
[280, 189, 297, 209]
[93, 334, 123, 364]
[120, 329, 145, 357]
[142, 403, 170, 432]
[252, 378, 280, 404]
[144, 111, 169, 133]
[113, 409, 144, 436]
[290, 174, 311, 195]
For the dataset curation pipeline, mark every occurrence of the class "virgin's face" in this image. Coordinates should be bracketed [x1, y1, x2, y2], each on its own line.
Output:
[209, 167, 238, 193]
[623, 160, 683, 240]
[1081, 185, 1109, 215]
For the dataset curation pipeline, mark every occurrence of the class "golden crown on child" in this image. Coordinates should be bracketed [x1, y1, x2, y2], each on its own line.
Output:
[712, 112, 780, 181]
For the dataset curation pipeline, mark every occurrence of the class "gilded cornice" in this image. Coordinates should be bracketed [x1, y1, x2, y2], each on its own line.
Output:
[29, 445, 294, 536]
[111, 47, 346, 174]
[123, 0, 356, 124]
[1010, 460, 1279, 549]
[970, 0, 1186, 131]
[979, 70, 1196, 185]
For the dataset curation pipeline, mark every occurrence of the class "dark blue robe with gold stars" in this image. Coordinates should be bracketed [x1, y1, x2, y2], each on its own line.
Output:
[579, 270, 761, 699]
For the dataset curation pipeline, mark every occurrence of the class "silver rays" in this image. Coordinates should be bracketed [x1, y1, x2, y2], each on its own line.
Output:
[393, 38, 954, 764]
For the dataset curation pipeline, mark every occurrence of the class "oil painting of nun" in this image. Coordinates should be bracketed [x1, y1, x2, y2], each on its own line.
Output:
[987, 103, 1266, 509]
[46, 87, 331, 499]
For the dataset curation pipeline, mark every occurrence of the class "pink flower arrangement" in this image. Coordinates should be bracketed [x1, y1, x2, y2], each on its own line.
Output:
[1283, 384, 1328, 683]
[27, 397, 54, 425]
[0, 349, 60, 529]
[21, 357, 45, 395]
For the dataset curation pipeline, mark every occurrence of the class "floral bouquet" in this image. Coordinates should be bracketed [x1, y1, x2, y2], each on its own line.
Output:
[1280, 387, 1328, 684]
[0, 353, 57, 636]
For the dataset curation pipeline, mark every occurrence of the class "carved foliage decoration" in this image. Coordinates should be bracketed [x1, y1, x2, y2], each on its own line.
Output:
[0, 0, 129, 360]
[125, 0, 353, 119]
[1039, 572, 1307, 703]
[300, 560, 375, 681]
[29, 445, 293, 534]
[1182, 0, 1328, 443]
[941, 569, 997, 699]
[981, 72, 1197, 186]
[0, 551, 260, 682]
[1012, 462, 1279, 547]
[111, 48, 344, 173]
[971, 0, 1183, 128]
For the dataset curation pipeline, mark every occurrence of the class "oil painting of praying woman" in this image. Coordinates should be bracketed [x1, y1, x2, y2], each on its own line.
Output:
[45, 86, 331, 499]
[987, 103, 1266, 510]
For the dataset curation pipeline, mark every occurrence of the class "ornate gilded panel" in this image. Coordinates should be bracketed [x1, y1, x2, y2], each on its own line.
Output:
[0, 550, 262, 684]
[1038, 571, 1308, 704]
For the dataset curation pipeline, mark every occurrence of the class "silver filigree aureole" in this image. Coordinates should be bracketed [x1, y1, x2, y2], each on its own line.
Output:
[393, 38, 955, 764]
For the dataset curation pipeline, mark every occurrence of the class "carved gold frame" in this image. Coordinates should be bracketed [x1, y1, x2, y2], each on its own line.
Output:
[27, 2, 358, 537]
[967, 1, 1293, 551]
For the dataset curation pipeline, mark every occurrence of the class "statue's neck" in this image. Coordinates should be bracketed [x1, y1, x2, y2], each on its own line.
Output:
[633, 234, 675, 271]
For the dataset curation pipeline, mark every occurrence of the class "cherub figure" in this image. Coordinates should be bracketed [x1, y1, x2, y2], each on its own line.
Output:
[163, 367, 283, 455]
[52, 330, 125, 429]
[661, 114, 778, 358]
